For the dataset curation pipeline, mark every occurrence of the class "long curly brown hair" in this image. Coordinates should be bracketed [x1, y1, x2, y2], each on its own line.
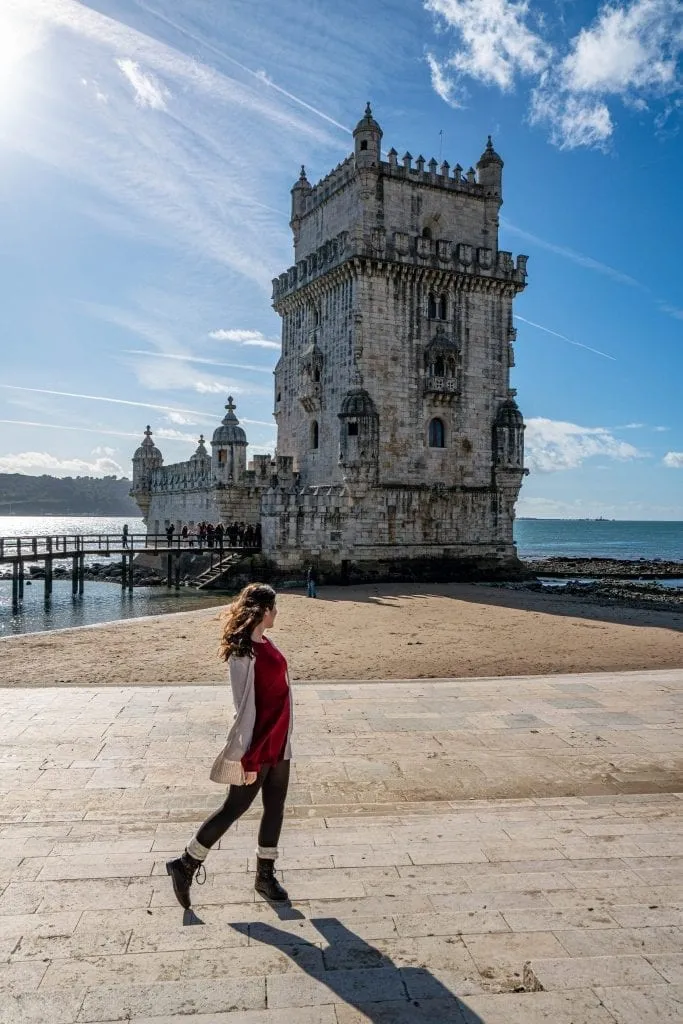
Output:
[218, 583, 277, 661]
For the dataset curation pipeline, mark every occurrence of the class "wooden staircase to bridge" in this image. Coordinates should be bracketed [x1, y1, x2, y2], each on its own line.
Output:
[190, 551, 243, 590]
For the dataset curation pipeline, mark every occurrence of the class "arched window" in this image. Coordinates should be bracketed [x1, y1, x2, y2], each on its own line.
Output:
[360, 140, 368, 151]
[434, 356, 445, 377]
[438, 294, 447, 320]
[428, 418, 445, 449]
[422, 226, 432, 240]
[310, 420, 319, 450]
[312, 366, 320, 383]
[427, 292, 437, 319]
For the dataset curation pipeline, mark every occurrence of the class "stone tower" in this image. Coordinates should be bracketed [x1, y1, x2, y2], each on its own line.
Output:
[267, 105, 529, 576]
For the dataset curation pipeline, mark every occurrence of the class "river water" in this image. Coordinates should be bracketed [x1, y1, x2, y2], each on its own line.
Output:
[1, 515, 681, 636]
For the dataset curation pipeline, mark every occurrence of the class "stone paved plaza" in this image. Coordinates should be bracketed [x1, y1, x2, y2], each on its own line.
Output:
[0, 670, 681, 1023]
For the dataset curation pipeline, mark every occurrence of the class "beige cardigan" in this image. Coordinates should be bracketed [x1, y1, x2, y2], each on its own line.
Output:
[209, 645, 293, 785]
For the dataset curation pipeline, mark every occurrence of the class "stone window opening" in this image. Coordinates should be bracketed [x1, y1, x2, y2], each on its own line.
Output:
[310, 420, 319, 450]
[422, 226, 432, 240]
[312, 366, 321, 383]
[427, 292, 437, 319]
[360, 140, 368, 151]
[428, 417, 446, 449]
[438, 294, 447, 320]
[218, 450, 226, 464]
[348, 421, 359, 437]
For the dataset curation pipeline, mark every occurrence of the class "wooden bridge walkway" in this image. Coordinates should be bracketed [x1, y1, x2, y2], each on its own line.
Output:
[0, 533, 259, 610]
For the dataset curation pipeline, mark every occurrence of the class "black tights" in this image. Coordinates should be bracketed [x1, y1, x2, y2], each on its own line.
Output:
[195, 760, 290, 851]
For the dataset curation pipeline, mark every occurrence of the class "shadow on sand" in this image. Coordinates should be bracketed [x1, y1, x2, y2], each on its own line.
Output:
[230, 913, 486, 1023]
[290, 581, 683, 633]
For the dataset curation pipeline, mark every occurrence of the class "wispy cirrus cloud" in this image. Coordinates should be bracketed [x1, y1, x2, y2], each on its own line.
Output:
[124, 350, 273, 373]
[424, 0, 683, 149]
[503, 219, 682, 325]
[1, 0, 338, 290]
[116, 58, 169, 109]
[525, 417, 644, 473]
[0, 384, 213, 419]
[209, 329, 281, 350]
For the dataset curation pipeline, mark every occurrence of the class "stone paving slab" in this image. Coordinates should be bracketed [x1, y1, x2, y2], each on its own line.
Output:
[0, 670, 681, 1022]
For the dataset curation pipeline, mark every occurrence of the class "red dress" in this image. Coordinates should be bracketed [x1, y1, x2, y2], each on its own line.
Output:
[241, 637, 290, 773]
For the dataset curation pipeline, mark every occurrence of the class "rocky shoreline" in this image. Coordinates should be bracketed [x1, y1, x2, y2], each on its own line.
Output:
[514, 557, 683, 613]
[0, 561, 167, 587]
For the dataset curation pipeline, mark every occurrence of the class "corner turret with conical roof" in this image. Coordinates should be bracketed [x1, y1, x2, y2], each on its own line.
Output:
[353, 102, 382, 168]
[477, 136, 503, 197]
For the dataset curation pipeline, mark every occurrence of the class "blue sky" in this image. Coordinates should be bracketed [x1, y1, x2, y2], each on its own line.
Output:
[0, 0, 681, 519]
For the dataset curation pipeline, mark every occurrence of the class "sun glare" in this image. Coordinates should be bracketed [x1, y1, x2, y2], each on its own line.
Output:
[0, 6, 44, 105]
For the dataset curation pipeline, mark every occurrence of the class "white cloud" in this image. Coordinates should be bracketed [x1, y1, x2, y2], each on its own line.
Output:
[209, 329, 281, 350]
[425, 52, 464, 108]
[525, 417, 644, 473]
[424, 0, 682, 149]
[424, 0, 551, 91]
[116, 58, 170, 110]
[663, 451, 683, 467]
[155, 428, 200, 442]
[562, 0, 681, 95]
[91, 445, 117, 457]
[165, 411, 197, 426]
[0, 451, 124, 477]
[529, 87, 613, 149]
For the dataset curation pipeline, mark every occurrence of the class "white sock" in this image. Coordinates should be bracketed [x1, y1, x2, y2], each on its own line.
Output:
[186, 836, 210, 861]
[256, 845, 278, 861]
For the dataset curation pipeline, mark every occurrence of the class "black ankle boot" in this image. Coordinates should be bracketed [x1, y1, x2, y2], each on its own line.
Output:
[166, 850, 206, 910]
[254, 857, 288, 902]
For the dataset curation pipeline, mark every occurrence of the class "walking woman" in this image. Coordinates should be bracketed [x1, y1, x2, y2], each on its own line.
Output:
[166, 583, 292, 909]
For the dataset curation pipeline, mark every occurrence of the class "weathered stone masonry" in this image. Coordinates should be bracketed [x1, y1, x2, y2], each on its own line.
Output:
[131, 105, 529, 580]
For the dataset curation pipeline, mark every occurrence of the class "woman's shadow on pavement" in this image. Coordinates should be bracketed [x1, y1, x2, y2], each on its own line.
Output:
[231, 913, 486, 1023]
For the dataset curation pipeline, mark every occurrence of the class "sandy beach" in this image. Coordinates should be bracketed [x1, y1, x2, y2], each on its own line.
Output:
[0, 582, 681, 686]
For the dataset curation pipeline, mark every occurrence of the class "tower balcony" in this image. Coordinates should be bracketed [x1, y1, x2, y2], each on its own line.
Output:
[423, 375, 459, 402]
[298, 380, 322, 413]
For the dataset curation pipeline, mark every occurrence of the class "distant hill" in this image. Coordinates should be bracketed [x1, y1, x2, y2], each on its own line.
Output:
[0, 474, 140, 516]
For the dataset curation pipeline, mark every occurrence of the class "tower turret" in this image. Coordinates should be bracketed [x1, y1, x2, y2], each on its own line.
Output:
[211, 396, 248, 485]
[476, 136, 503, 197]
[130, 426, 163, 520]
[353, 102, 382, 169]
[290, 164, 311, 239]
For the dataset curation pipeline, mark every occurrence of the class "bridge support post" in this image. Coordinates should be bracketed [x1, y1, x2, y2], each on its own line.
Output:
[18, 560, 24, 601]
[128, 554, 134, 593]
[72, 556, 78, 596]
[121, 554, 127, 590]
[45, 557, 52, 599]
[175, 553, 180, 591]
[12, 562, 19, 611]
[78, 555, 85, 595]
[167, 552, 173, 587]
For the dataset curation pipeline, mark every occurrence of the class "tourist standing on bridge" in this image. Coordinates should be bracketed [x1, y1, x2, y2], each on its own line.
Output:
[166, 583, 292, 909]
[166, 523, 175, 546]
[121, 524, 129, 549]
[215, 522, 224, 551]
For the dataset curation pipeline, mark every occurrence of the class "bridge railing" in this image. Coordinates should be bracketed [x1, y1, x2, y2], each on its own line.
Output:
[0, 533, 262, 561]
